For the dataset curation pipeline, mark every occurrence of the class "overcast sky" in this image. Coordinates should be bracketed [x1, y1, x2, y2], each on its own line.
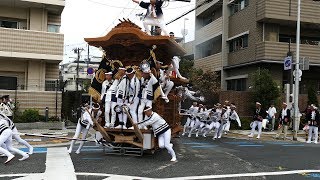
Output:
[60, 0, 196, 63]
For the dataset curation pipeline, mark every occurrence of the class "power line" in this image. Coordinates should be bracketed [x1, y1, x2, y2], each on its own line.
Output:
[87, 0, 194, 10]
[166, 0, 223, 25]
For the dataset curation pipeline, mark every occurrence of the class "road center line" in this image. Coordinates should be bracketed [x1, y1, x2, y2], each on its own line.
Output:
[45, 147, 77, 180]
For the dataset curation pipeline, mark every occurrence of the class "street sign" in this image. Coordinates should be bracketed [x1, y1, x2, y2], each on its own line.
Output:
[87, 67, 94, 75]
[284, 56, 292, 70]
[293, 69, 302, 81]
[301, 58, 310, 70]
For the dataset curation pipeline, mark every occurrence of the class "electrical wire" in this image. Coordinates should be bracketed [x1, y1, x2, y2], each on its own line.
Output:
[87, 0, 194, 10]
[166, 0, 224, 25]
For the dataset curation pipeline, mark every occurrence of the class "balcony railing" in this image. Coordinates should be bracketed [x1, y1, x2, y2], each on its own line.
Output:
[194, 52, 222, 71]
[195, 17, 223, 44]
[0, 27, 64, 59]
[256, 41, 320, 63]
[256, 0, 320, 24]
[196, 0, 221, 16]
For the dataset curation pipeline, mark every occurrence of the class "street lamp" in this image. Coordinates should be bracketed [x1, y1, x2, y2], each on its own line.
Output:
[183, 18, 189, 46]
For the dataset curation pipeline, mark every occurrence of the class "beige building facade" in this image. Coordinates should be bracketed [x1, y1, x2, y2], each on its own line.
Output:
[193, 0, 320, 93]
[0, 0, 64, 117]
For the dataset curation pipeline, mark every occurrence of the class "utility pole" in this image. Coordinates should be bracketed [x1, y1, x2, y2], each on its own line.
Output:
[73, 47, 83, 119]
[87, 44, 93, 108]
[293, 0, 301, 141]
[87, 44, 90, 74]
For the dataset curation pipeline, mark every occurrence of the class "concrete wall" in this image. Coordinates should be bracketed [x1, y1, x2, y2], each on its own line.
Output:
[16, 121, 64, 130]
[29, 8, 47, 31]
[0, 6, 28, 19]
[0, 89, 62, 118]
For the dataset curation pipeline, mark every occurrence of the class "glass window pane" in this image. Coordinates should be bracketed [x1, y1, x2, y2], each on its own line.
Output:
[48, 24, 60, 33]
[0, 20, 18, 29]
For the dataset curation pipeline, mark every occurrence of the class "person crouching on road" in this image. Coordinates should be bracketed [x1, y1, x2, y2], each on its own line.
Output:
[248, 102, 266, 139]
[68, 103, 96, 154]
[137, 106, 177, 162]
[275, 102, 291, 140]
[306, 105, 320, 144]
[0, 118, 29, 164]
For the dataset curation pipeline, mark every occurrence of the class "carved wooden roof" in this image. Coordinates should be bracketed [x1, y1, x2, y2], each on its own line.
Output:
[84, 19, 186, 66]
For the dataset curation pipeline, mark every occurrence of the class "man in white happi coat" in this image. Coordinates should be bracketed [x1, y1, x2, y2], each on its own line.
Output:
[156, 61, 173, 98]
[132, 0, 169, 36]
[229, 104, 241, 128]
[106, 67, 126, 128]
[181, 102, 198, 136]
[0, 118, 29, 164]
[124, 68, 141, 128]
[188, 104, 206, 138]
[68, 103, 101, 154]
[213, 107, 229, 139]
[201, 106, 221, 137]
[137, 106, 177, 161]
[267, 103, 277, 131]
[137, 69, 158, 122]
[101, 71, 113, 128]
[306, 105, 320, 144]
[0, 95, 14, 120]
[248, 102, 266, 139]
[0, 113, 33, 154]
[115, 68, 130, 129]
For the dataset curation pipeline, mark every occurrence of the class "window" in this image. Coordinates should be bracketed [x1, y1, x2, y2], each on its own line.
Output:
[0, 76, 17, 90]
[0, 20, 18, 29]
[229, 34, 248, 52]
[230, 0, 249, 15]
[45, 80, 57, 91]
[48, 24, 60, 33]
[195, 35, 222, 59]
[227, 78, 247, 91]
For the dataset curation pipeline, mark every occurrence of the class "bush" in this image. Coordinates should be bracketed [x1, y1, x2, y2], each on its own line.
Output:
[48, 116, 60, 122]
[19, 109, 40, 123]
[230, 116, 252, 130]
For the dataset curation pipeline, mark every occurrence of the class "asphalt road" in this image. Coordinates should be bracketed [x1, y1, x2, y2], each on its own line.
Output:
[1, 136, 320, 180]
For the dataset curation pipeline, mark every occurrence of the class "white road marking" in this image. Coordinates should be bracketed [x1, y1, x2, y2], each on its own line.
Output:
[3, 170, 320, 179]
[12, 147, 77, 180]
[45, 147, 77, 179]
[164, 170, 320, 179]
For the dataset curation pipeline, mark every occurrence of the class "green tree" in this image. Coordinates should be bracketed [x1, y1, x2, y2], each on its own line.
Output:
[250, 68, 280, 110]
[307, 82, 319, 107]
[177, 58, 220, 106]
[190, 70, 220, 105]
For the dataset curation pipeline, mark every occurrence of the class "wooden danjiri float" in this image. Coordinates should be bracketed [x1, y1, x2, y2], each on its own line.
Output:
[85, 19, 188, 156]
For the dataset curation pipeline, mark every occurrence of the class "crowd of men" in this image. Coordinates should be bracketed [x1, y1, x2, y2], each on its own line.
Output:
[181, 100, 241, 140]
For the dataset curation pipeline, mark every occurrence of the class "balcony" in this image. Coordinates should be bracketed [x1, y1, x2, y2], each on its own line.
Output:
[0, 0, 64, 7]
[194, 52, 222, 72]
[195, 17, 223, 45]
[256, 0, 320, 24]
[196, 0, 221, 16]
[0, 27, 64, 61]
[256, 41, 320, 64]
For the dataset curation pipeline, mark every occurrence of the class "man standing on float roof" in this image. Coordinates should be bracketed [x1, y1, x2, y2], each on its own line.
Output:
[132, 0, 169, 36]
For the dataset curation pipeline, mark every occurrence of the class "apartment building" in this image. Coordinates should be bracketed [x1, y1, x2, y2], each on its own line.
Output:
[193, 0, 320, 93]
[0, 0, 64, 117]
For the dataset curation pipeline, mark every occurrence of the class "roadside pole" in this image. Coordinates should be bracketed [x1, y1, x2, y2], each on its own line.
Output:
[293, 0, 301, 141]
